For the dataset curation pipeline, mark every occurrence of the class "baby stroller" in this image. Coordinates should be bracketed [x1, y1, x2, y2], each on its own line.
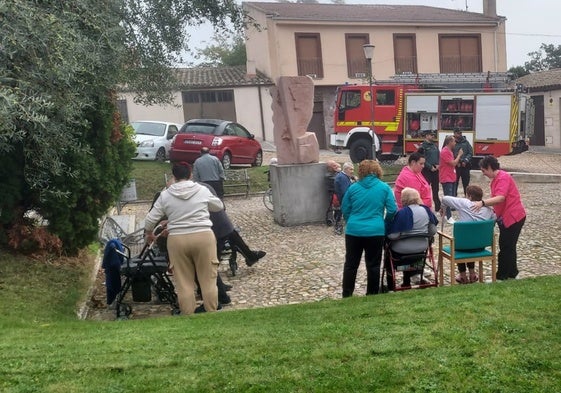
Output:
[104, 229, 180, 319]
[382, 233, 438, 292]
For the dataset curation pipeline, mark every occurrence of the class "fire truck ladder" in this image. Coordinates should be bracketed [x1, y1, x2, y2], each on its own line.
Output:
[384, 72, 514, 90]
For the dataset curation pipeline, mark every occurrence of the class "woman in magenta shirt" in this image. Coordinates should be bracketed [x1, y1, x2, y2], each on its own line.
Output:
[473, 156, 526, 280]
[394, 152, 432, 209]
[439, 136, 463, 222]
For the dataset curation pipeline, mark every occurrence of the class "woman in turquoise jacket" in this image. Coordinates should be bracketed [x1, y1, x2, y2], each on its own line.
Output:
[341, 160, 397, 297]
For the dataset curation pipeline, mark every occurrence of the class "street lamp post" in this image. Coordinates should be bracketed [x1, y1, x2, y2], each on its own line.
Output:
[362, 44, 376, 159]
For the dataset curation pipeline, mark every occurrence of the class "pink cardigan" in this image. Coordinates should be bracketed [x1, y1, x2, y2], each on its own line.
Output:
[491, 170, 526, 228]
[439, 146, 456, 183]
[394, 166, 433, 209]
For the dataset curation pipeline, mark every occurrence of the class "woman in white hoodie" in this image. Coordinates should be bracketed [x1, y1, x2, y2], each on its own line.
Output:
[145, 162, 224, 315]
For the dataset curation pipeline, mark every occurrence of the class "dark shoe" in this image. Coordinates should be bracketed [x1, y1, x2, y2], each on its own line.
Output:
[246, 250, 266, 266]
[219, 293, 231, 305]
[194, 303, 223, 313]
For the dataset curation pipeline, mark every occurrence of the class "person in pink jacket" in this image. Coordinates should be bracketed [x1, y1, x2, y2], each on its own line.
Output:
[439, 135, 463, 223]
[394, 151, 432, 209]
[472, 156, 526, 280]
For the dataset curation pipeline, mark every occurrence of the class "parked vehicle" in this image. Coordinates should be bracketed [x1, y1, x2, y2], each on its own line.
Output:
[331, 73, 534, 164]
[131, 121, 181, 161]
[170, 119, 263, 169]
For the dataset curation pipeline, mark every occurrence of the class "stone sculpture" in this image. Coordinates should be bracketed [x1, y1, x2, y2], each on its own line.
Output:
[270, 76, 320, 164]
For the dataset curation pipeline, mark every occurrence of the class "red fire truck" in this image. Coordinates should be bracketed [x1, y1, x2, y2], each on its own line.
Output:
[331, 73, 533, 164]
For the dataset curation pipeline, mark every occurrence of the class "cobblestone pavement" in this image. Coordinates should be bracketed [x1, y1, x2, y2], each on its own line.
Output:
[86, 149, 561, 320]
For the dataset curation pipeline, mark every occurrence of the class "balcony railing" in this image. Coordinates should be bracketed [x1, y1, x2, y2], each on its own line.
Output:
[440, 55, 482, 73]
[395, 56, 418, 74]
[348, 58, 367, 78]
[297, 58, 323, 78]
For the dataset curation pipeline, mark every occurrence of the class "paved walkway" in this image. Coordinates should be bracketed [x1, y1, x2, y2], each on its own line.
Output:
[85, 149, 561, 320]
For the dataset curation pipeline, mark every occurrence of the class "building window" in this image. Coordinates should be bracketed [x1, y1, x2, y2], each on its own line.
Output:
[345, 34, 369, 78]
[216, 90, 233, 102]
[376, 89, 395, 106]
[182, 90, 234, 104]
[116, 99, 129, 123]
[393, 34, 417, 74]
[295, 33, 324, 78]
[439, 35, 482, 73]
[182, 91, 200, 103]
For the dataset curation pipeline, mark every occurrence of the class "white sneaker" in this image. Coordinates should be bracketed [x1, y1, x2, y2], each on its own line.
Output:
[447, 217, 456, 224]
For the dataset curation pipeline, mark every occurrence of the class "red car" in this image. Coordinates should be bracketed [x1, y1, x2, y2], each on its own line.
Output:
[170, 119, 263, 169]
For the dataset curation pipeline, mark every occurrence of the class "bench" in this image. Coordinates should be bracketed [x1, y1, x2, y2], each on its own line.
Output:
[224, 169, 250, 198]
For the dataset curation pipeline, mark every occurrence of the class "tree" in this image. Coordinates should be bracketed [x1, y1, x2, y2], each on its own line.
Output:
[0, 0, 249, 253]
[508, 66, 530, 79]
[195, 33, 247, 67]
[524, 43, 561, 72]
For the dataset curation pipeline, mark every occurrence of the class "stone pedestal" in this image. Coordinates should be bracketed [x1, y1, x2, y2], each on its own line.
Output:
[270, 163, 330, 226]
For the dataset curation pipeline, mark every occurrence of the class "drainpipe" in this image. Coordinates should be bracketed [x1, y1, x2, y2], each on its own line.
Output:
[258, 84, 266, 141]
[494, 26, 498, 72]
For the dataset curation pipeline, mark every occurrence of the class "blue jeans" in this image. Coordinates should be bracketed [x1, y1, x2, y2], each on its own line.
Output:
[441, 182, 457, 219]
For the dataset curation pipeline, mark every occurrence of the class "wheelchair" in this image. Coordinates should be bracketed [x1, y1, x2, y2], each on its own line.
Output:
[382, 233, 438, 292]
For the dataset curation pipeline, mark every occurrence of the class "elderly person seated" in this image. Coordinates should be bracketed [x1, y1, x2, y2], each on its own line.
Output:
[385, 187, 438, 290]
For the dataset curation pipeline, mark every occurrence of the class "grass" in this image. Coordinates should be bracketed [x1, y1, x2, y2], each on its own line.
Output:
[1, 250, 560, 392]
[130, 161, 402, 201]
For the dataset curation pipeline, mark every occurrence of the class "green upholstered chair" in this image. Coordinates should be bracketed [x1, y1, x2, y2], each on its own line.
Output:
[437, 219, 497, 285]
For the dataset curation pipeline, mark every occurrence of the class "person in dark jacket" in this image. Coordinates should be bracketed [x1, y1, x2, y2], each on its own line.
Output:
[419, 130, 440, 211]
[102, 239, 124, 306]
[199, 182, 266, 268]
[333, 162, 355, 235]
[453, 128, 473, 196]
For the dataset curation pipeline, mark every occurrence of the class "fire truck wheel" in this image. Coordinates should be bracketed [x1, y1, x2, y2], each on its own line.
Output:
[349, 138, 373, 163]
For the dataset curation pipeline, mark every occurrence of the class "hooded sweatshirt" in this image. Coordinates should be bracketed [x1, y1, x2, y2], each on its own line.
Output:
[342, 175, 397, 237]
[144, 180, 224, 236]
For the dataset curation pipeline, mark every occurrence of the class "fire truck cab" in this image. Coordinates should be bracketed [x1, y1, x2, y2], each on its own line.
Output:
[331, 73, 533, 164]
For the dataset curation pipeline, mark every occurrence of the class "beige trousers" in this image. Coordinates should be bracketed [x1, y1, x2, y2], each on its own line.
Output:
[167, 231, 219, 315]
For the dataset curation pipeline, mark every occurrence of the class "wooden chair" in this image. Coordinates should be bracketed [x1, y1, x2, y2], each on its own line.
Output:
[438, 220, 497, 285]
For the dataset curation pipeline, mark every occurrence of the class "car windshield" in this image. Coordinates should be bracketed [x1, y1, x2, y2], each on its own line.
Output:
[131, 122, 166, 136]
[183, 124, 218, 135]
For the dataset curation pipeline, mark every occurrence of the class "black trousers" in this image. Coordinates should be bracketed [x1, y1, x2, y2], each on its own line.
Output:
[422, 168, 441, 211]
[497, 216, 525, 280]
[217, 230, 256, 264]
[205, 180, 224, 199]
[455, 165, 471, 196]
[342, 235, 384, 297]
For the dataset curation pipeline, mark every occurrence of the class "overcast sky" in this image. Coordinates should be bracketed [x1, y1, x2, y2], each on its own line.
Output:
[186, 0, 561, 68]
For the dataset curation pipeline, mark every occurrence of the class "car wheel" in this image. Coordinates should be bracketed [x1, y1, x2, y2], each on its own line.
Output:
[221, 152, 232, 169]
[252, 150, 263, 167]
[155, 147, 166, 162]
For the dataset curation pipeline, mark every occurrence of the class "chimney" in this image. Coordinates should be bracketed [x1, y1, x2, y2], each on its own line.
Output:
[246, 60, 257, 79]
[483, 0, 497, 17]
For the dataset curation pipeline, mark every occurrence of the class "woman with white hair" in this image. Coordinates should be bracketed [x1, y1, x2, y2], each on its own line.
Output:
[385, 187, 439, 290]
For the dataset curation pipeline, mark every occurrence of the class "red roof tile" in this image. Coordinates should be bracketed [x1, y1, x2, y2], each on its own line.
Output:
[516, 68, 561, 91]
[175, 65, 273, 88]
[244, 2, 503, 24]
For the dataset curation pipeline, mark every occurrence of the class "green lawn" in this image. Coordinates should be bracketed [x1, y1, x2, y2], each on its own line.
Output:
[1, 250, 560, 392]
[130, 161, 402, 201]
